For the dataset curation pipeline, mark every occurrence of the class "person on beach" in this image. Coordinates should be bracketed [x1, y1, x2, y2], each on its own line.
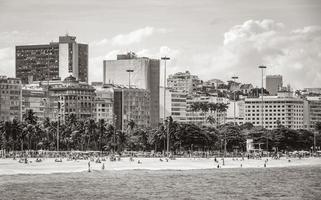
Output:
[102, 163, 105, 170]
[88, 161, 91, 172]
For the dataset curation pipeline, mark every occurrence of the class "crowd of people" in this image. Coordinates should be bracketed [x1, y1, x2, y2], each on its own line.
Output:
[0, 150, 319, 172]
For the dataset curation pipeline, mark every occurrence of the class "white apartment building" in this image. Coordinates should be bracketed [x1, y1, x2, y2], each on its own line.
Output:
[244, 92, 304, 129]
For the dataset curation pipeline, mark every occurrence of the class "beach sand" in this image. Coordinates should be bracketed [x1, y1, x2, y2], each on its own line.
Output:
[0, 157, 320, 175]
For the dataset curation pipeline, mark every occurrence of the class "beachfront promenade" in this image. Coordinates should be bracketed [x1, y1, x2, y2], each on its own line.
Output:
[1, 156, 320, 175]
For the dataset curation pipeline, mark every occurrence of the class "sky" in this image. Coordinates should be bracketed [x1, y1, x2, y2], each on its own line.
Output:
[0, 0, 321, 89]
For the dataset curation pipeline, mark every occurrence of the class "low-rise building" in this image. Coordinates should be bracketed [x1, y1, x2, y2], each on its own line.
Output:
[49, 76, 95, 122]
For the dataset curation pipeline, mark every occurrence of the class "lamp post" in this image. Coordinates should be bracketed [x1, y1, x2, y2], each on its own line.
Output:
[258, 65, 267, 151]
[46, 45, 53, 119]
[126, 69, 134, 122]
[161, 56, 170, 154]
[231, 76, 238, 125]
[57, 101, 61, 151]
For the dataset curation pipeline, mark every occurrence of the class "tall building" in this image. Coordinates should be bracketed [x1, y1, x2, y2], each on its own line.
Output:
[244, 91, 304, 129]
[266, 75, 283, 95]
[49, 76, 95, 122]
[16, 35, 88, 84]
[167, 71, 201, 93]
[103, 52, 159, 128]
[111, 85, 151, 131]
[0, 76, 22, 121]
[303, 96, 321, 130]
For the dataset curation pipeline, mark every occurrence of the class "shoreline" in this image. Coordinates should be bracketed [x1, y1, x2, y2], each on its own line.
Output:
[0, 157, 320, 176]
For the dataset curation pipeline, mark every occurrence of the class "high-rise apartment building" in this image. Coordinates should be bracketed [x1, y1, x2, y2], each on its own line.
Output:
[244, 92, 304, 129]
[0, 76, 22, 121]
[111, 85, 151, 131]
[303, 96, 321, 130]
[16, 35, 88, 84]
[167, 71, 201, 94]
[103, 52, 159, 128]
[266, 75, 283, 95]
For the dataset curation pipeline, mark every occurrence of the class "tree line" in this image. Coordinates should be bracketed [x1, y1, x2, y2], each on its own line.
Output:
[1, 109, 321, 153]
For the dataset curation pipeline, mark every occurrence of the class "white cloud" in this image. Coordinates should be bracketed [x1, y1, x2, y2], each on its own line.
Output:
[92, 27, 168, 47]
[192, 19, 321, 89]
[111, 26, 154, 46]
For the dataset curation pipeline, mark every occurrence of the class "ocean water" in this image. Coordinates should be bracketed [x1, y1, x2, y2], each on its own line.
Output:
[0, 166, 320, 200]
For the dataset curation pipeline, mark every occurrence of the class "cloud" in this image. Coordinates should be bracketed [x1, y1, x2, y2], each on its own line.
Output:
[92, 27, 168, 47]
[192, 19, 321, 89]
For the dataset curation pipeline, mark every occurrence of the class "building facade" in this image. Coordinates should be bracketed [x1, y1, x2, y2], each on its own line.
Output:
[16, 35, 88, 84]
[92, 82, 114, 124]
[49, 76, 95, 122]
[244, 92, 304, 129]
[0, 76, 22, 121]
[266, 75, 283, 95]
[112, 85, 151, 131]
[303, 96, 321, 130]
[22, 85, 47, 122]
[226, 100, 245, 125]
[103, 52, 159, 128]
[167, 71, 201, 94]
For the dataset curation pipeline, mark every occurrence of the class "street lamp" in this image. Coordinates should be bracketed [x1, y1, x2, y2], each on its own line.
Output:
[126, 69, 134, 122]
[231, 76, 238, 125]
[161, 56, 170, 121]
[258, 65, 267, 151]
[161, 56, 170, 155]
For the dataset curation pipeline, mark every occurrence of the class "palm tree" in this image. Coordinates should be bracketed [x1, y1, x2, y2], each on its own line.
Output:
[199, 102, 209, 123]
[23, 109, 38, 125]
[84, 119, 97, 150]
[217, 103, 228, 125]
[206, 115, 216, 125]
[0, 121, 11, 152]
[97, 119, 107, 152]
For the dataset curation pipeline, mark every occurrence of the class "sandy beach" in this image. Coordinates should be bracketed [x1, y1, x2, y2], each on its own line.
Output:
[0, 157, 320, 175]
